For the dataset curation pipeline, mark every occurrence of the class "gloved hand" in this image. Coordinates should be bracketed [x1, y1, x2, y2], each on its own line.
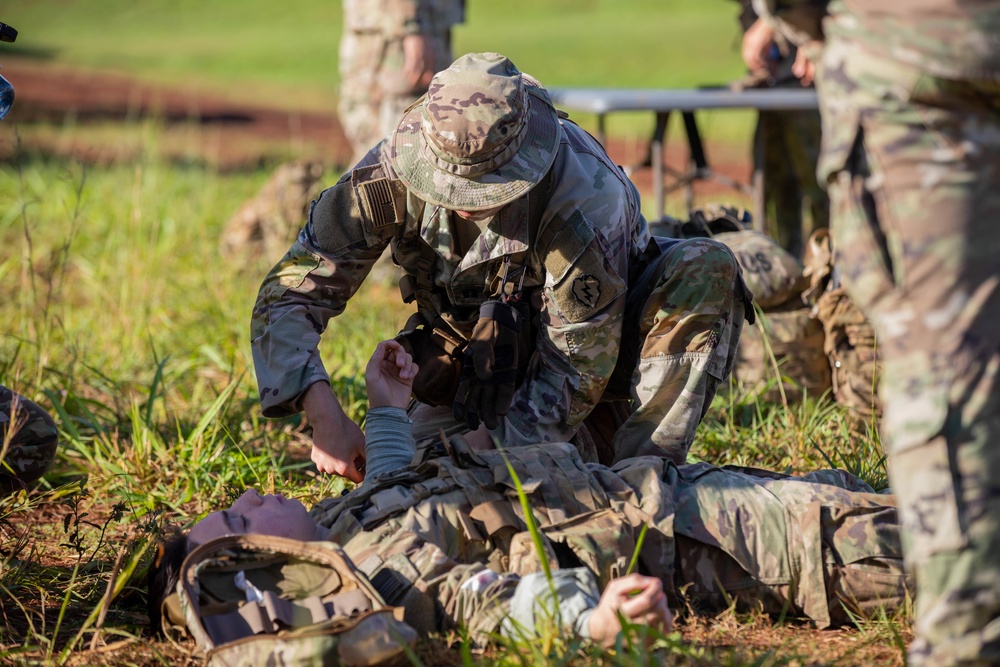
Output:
[453, 299, 522, 430]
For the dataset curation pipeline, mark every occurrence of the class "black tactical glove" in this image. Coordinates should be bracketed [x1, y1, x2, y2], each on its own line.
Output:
[453, 299, 522, 430]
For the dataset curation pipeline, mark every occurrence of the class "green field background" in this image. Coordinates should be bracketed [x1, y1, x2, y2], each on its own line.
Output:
[1, 0, 753, 138]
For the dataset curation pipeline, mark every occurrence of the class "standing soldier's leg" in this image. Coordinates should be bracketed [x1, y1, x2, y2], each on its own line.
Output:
[0, 386, 59, 495]
[611, 238, 750, 465]
[826, 47, 1000, 666]
[782, 108, 829, 252]
[760, 110, 805, 257]
[338, 31, 386, 166]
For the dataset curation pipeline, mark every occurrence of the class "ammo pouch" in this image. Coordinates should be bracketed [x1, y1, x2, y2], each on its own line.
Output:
[394, 311, 467, 407]
[162, 534, 416, 667]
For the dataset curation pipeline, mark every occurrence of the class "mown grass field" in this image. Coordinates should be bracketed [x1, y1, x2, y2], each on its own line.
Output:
[0, 2, 901, 665]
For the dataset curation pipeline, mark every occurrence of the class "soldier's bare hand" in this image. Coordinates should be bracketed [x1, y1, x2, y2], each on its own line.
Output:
[792, 46, 817, 86]
[302, 382, 367, 482]
[742, 17, 777, 74]
[402, 33, 435, 91]
[365, 339, 418, 409]
[588, 574, 673, 647]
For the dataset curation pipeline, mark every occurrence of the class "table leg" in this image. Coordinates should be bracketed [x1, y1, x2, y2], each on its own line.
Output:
[751, 120, 766, 233]
[652, 112, 669, 220]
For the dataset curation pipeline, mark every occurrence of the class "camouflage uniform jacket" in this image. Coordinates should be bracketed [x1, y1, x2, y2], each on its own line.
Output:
[251, 116, 650, 447]
[309, 433, 908, 639]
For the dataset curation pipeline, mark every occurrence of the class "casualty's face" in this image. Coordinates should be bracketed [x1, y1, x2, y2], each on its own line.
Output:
[187, 489, 323, 549]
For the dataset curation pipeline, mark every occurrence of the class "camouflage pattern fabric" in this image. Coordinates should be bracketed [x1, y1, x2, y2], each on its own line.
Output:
[0, 385, 58, 495]
[609, 237, 749, 465]
[758, 1, 1000, 663]
[712, 230, 806, 309]
[251, 65, 748, 465]
[389, 53, 561, 211]
[219, 160, 326, 259]
[802, 229, 880, 416]
[338, 0, 463, 166]
[814, 287, 879, 416]
[171, 534, 417, 667]
[309, 438, 910, 639]
[733, 302, 831, 404]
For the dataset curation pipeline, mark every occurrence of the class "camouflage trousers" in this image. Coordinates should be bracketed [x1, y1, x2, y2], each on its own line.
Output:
[754, 107, 829, 258]
[338, 30, 453, 167]
[671, 463, 911, 629]
[819, 39, 1000, 666]
[0, 386, 59, 495]
[412, 237, 750, 467]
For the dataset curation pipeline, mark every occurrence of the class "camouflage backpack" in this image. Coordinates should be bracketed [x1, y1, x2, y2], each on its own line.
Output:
[160, 534, 416, 667]
[802, 229, 881, 416]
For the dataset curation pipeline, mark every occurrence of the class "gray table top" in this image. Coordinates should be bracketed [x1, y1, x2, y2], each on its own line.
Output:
[548, 86, 818, 114]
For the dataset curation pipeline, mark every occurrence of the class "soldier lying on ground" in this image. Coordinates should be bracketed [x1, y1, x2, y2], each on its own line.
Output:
[149, 341, 911, 647]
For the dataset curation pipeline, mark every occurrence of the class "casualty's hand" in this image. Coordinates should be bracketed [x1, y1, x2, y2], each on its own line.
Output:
[302, 382, 367, 483]
[365, 339, 418, 409]
[402, 33, 436, 91]
[588, 574, 673, 648]
[742, 17, 777, 74]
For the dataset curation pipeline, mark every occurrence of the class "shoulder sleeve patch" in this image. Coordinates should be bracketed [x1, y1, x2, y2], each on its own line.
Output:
[538, 210, 595, 283]
[550, 240, 626, 323]
[352, 162, 406, 244]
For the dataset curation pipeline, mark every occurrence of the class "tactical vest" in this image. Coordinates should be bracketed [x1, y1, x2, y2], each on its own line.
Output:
[392, 162, 556, 333]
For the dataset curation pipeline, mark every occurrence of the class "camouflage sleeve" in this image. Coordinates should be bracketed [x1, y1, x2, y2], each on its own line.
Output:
[434, 565, 601, 641]
[250, 157, 399, 418]
[385, 0, 423, 36]
[751, 0, 828, 45]
[500, 125, 633, 446]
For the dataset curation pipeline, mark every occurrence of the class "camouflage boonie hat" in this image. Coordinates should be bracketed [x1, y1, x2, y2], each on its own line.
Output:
[390, 52, 561, 211]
